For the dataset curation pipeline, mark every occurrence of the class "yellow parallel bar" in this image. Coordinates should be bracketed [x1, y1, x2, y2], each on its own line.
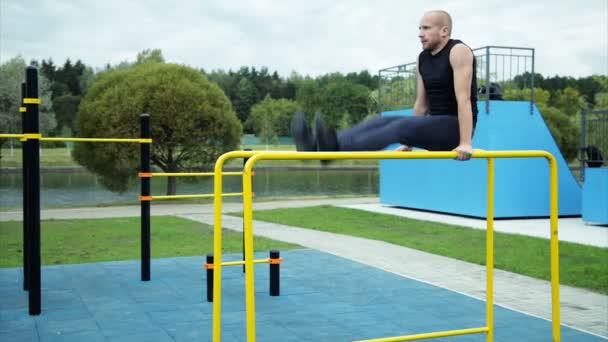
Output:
[40, 137, 152, 143]
[355, 327, 489, 342]
[23, 98, 41, 104]
[150, 172, 243, 177]
[243, 156, 257, 342]
[221, 259, 270, 267]
[213, 150, 258, 342]
[486, 158, 495, 342]
[548, 155, 560, 342]
[151, 192, 242, 200]
[238, 149, 560, 342]
[0, 134, 25, 139]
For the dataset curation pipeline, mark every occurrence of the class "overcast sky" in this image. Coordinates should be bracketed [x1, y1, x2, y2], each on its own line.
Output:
[1, 0, 607, 78]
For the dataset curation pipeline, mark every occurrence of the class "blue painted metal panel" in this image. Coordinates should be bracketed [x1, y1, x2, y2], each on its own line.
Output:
[582, 167, 608, 224]
[380, 101, 581, 218]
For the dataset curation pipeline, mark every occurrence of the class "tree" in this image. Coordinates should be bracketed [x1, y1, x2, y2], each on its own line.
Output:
[73, 62, 242, 195]
[554, 87, 585, 117]
[136, 49, 165, 65]
[295, 78, 322, 116]
[539, 104, 579, 162]
[247, 95, 298, 144]
[53, 94, 81, 134]
[232, 77, 258, 126]
[0, 57, 56, 157]
[319, 80, 370, 127]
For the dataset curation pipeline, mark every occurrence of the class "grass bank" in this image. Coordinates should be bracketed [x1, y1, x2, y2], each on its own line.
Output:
[234, 205, 608, 294]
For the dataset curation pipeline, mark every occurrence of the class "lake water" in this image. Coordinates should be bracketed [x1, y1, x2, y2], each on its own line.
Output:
[0, 168, 379, 208]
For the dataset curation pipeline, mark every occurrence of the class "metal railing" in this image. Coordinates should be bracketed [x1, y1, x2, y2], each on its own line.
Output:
[211, 149, 561, 342]
[580, 109, 608, 181]
[378, 46, 535, 115]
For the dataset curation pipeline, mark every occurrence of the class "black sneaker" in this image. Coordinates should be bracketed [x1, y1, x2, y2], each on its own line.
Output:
[290, 112, 316, 152]
[313, 113, 339, 165]
[313, 113, 339, 152]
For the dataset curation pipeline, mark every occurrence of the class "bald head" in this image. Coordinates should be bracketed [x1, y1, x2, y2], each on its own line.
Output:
[423, 10, 452, 36]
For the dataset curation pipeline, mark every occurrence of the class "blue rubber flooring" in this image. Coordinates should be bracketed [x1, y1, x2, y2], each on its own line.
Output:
[0, 249, 605, 341]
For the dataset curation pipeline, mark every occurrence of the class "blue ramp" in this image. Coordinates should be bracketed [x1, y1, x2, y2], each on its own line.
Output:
[380, 101, 581, 218]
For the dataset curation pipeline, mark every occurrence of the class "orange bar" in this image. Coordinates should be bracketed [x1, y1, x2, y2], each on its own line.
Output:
[139, 195, 153, 201]
[138, 172, 153, 178]
[269, 258, 283, 264]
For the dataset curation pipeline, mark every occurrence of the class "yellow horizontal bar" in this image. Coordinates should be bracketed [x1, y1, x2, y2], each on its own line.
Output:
[355, 326, 488, 342]
[19, 107, 26, 112]
[0, 134, 25, 139]
[21, 133, 41, 141]
[23, 98, 41, 104]
[40, 137, 152, 143]
[151, 172, 243, 177]
[245, 150, 553, 162]
[221, 259, 270, 267]
[150, 192, 243, 200]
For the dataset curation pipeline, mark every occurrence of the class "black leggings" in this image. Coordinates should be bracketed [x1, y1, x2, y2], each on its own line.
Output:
[338, 115, 461, 151]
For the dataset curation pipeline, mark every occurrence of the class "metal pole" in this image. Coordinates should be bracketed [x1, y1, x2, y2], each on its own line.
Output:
[580, 109, 586, 182]
[25, 66, 41, 315]
[269, 250, 280, 296]
[21, 82, 29, 292]
[140, 113, 151, 281]
[530, 49, 535, 115]
[206, 254, 214, 302]
[485, 47, 490, 114]
[242, 148, 252, 273]
[378, 71, 382, 115]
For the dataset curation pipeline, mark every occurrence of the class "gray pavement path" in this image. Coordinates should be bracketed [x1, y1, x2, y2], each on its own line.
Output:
[0, 197, 378, 222]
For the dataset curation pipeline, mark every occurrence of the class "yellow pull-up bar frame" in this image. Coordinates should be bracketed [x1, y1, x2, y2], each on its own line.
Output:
[212, 150, 560, 342]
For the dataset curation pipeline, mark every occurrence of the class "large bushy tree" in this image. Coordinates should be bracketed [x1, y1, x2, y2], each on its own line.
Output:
[73, 62, 242, 195]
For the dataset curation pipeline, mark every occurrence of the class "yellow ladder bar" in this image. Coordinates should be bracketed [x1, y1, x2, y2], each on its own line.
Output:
[149, 172, 243, 177]
[39, 137, 151, 143]
[354, 326, 489, 342]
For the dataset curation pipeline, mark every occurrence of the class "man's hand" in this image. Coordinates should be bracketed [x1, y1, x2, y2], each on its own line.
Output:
[454, 143, 473, 161]
[395, 145, 412, 152]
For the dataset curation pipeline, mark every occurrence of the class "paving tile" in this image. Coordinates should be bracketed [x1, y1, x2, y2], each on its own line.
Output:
[1, 251, 606, 341]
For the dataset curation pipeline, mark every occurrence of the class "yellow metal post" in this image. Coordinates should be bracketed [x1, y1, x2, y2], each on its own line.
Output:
[486, 158, 495, 342]
[547, 155, 560, 342]
[242, 158, 257, 341]
[212, 151, 257, 342]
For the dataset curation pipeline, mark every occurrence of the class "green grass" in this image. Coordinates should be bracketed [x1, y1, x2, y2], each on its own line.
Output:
[233, 205, 608, 294]
[0, 216, 301, 266]
[1, 147, 77, 167]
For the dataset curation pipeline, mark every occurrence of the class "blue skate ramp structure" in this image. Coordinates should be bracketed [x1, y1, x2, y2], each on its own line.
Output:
[380, 100, 582, 218]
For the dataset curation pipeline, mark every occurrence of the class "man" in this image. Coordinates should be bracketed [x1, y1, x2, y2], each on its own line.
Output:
[291, 10, 477, 161]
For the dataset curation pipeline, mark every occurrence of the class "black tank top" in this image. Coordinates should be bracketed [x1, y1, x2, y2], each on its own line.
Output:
[418, 39, 478, 125]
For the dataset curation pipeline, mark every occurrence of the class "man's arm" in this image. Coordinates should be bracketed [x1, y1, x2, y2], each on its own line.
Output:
[413, 58, 428, 116]
[397, 60, 428, 151]
[450, 44, 475, 161]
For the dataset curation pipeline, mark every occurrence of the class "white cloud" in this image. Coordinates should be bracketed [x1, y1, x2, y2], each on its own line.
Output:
[1, 0, 606, 77]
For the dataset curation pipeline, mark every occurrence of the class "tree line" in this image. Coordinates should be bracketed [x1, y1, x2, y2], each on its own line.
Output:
[1, 49, 607, 188]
